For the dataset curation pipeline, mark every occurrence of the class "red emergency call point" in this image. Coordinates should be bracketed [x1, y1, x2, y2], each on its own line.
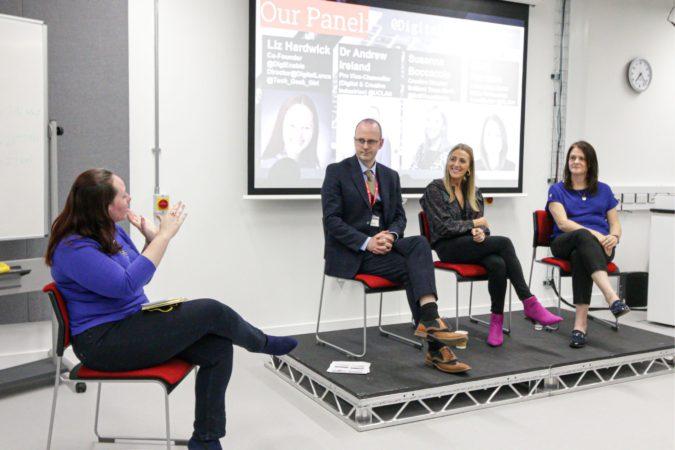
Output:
[153, 194, 170, 215]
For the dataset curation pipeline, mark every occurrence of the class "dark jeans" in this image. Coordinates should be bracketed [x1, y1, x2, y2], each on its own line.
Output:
[550, 229, 614, 305]
[434, 235, 533, 314]
[71, 298, 267, 441]
[359, 235, 437, 324]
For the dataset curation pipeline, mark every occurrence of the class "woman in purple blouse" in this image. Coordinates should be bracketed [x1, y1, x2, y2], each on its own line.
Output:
[45, 169, 297, 450]
[547, 141, 630, 348]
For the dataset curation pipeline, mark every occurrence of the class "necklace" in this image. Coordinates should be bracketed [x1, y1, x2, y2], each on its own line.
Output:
[577, 189, 587, 201]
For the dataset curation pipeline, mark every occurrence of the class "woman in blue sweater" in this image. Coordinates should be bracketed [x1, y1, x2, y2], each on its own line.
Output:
[547, 141, 630, 348]
[45, 169, 297, 450]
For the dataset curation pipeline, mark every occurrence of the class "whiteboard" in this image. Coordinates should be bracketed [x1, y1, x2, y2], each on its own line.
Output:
[0, 14, 48, 240]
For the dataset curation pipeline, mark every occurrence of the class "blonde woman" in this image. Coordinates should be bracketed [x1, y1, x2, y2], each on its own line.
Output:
[420, 144, 562, 346]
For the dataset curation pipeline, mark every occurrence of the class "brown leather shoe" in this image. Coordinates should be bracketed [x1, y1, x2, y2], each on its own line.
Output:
[415, 318, 469, 348]
[424, 346, 457, 364]
[425, 347, 471, 374]
[429, 359, 471, 374]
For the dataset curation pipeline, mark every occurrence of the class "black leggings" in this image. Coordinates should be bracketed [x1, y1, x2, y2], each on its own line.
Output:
[434, 235, 533, 314]
[550, 229, 614, 305]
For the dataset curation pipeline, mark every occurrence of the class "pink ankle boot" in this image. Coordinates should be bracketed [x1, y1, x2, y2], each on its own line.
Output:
[523, 296, 563, 326]
[487, 313, 504, 347]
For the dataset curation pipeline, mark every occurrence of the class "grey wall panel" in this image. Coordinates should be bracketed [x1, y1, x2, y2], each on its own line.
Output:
[0, 0, 20, 16]
[0, 0, 129, 325]
[0, 241, 27, 260]
[22, 0, 130, 210]
[25, 238, 47, 257]
[0, 294, 27, 324]
[27, 291, 51, 321]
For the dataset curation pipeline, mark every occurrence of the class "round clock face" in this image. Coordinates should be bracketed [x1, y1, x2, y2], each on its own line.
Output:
[627, 58, 652, 92]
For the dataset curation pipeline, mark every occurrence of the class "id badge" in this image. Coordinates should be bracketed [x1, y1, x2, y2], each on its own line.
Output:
[369, 215, 380, 227]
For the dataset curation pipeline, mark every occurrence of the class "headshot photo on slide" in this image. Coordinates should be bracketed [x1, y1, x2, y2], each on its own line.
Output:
[410, 105, 451, 171]
[475, 114, 516, 172]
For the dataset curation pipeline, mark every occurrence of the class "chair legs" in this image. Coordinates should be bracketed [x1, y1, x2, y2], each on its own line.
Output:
[45, 357, 61, 450]
[544, 268, 564, 331]
[377, 294, 423, 350]
[315, 275, 422, 358]
[455, 279, 460, 331]
[164, 386, 172, 450]
[527, 248, 537, 289]
[92, 382, 188, 448]
[47, 365, 188, 449]
[316, 274, 367, 358]
[467, 281, 512, 334]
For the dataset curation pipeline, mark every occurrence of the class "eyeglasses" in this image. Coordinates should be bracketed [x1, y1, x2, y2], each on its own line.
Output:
[354, 138, 381, 146]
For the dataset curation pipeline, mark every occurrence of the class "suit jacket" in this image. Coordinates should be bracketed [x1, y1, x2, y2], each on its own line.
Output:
[321, 155, 406, 278]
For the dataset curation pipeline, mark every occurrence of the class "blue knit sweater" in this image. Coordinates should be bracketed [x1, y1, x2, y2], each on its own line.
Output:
[51, 225, 156, 336]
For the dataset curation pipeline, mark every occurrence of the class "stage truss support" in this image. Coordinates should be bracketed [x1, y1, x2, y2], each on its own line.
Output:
[266, 349, 674, 431]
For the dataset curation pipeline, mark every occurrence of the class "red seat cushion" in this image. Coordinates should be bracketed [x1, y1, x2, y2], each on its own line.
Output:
[73, 358, 194, 386]
[434, 262, 488, 277]
[354, 274, 401, 289]
[541, 257, 618, 274]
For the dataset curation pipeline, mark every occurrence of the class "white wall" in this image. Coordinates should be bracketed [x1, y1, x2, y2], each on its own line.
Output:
[128, 0, 671, 334]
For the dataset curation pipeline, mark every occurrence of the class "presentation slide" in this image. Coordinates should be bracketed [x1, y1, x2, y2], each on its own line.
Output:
[249, 0, 527, 194]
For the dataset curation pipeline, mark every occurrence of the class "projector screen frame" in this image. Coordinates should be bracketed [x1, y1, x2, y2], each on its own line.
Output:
[247, 0, 529, 196]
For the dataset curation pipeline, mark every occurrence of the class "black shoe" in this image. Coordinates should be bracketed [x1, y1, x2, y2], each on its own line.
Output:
[610, 299, 630, 318]
[569, 329, 586, 348]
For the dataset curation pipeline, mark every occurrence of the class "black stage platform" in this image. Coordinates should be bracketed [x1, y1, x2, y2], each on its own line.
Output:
[267, 310, 674, 430]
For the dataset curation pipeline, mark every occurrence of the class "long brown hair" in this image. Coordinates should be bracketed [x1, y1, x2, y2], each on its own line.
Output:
[563, 140, 599, 194]
[443, 143, 479, 212]
[45, 168, 121, 266]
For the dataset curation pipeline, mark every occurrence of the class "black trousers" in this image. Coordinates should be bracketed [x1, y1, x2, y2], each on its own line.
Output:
[71, 299, 267, 441]
[550, 229, 614, 305]
[434, 235, 533, 314]
[359, 235, 437, 324]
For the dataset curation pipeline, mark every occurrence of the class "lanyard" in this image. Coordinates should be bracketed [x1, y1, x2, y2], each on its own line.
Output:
[365, 175, 379, 207]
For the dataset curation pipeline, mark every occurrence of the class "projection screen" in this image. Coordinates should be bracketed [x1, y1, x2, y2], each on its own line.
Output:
[248, 0, 529, 195]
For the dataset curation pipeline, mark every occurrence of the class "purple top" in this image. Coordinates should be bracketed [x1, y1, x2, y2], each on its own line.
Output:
[546, 181, 619, 239]
[51, 225, 155, 336]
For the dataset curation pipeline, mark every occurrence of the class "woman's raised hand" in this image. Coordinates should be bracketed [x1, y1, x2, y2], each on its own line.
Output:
[127, 210, 159, 242]
[157, 201, 187, 239]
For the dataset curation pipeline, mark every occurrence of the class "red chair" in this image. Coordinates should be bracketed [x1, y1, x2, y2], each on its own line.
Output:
[43, 283, 195, 450]
[315, 271, 423, 358]
[418, 211, 512, 334]
[527, 210, 621, 331]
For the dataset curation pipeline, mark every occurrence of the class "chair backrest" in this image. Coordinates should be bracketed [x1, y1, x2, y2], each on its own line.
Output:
[532, 210, 554, 248]
[418, 210, 431, 243]
[42, 282, 70, 356]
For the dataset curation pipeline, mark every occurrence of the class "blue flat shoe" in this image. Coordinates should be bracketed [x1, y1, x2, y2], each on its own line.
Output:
[610, 299, 630, 318]
[569, 329, 586, 348]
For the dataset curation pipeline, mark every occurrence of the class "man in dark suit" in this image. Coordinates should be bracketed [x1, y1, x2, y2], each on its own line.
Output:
[321, 118, 470, 373]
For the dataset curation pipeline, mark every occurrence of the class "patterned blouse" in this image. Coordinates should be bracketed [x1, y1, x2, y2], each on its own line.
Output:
[420, 179, 489, 247]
